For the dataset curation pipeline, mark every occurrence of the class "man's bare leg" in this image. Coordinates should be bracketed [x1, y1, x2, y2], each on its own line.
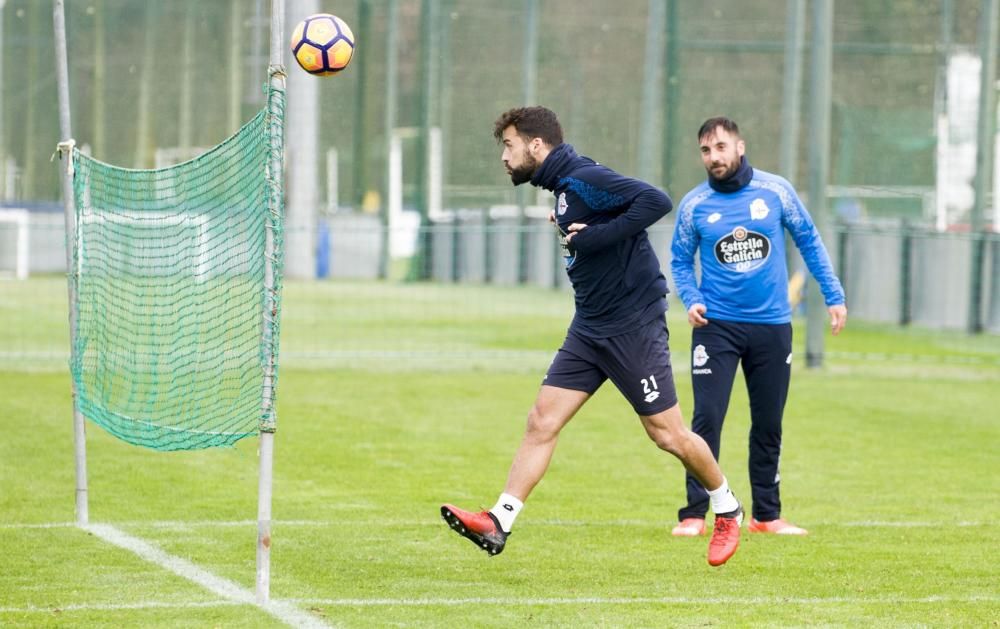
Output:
[639, 402, 724, 490]
[502, 385, 590, 502]
[640, 402, 743, 566]
[440, 385, 589, 555]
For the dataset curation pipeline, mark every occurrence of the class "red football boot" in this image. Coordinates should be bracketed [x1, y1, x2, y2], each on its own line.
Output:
[441, 504, 508, 556]
[748, 517, 808, 535]
[707, 504, 743, 567]
[671, 518, 707, 537]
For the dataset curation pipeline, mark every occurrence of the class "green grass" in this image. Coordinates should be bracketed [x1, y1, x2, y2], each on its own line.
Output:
[1, 278, 998, 627]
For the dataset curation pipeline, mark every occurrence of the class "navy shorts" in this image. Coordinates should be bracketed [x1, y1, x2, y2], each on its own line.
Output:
[543, 316, 678, 416]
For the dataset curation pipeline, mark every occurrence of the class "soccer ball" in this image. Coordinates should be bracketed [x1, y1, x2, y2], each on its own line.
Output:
[290, 14, 355, 76]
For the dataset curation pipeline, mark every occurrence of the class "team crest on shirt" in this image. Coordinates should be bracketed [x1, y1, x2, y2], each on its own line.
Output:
[557, 192, 568, 215]
[750, 198, 770, 220]
[714, 225, 771, 273]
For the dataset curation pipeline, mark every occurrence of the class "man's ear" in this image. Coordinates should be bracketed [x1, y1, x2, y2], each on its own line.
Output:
[529, 137, 543, 155]
[736, 140, 746, 156]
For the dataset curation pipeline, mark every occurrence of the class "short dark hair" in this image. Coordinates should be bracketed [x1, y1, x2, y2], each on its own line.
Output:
[697, 116, 741, 142]
[493, 106, 564, 146]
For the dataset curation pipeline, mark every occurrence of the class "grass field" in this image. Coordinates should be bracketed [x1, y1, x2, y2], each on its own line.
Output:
[1, 278, 998, 627]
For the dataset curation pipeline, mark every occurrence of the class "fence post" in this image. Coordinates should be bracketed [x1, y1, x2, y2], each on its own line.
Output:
[968, 0, 998, 332]
[900, 221, 913, 325]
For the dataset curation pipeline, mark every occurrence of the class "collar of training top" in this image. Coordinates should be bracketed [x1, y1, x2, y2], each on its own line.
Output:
[708, 155, 754, 194]
[531, 143, 582, 191]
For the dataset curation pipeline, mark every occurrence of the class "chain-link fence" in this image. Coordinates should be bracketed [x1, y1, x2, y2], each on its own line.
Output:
[3, 0, 999, 331]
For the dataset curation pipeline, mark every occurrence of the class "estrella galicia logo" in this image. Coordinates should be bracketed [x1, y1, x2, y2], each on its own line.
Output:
[714, 226, 770, 273]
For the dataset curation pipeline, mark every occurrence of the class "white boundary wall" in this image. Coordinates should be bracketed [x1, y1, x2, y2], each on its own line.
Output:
[0, 208, 29, 279]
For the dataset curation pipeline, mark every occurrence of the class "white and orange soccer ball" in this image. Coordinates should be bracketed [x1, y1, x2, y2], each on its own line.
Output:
[290, 14, 355, 76]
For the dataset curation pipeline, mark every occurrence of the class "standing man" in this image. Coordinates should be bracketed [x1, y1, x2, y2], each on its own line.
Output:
[441, 106, 744, 567]
[670, 116, 847, 537]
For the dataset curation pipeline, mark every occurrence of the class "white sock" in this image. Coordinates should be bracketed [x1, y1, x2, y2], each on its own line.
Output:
[489, 493, 523, 533]
[706, 478, 740, 515]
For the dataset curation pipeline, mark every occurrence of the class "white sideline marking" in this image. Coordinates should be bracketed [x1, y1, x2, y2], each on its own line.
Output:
[81, 524, 330, 629]
[289, 595, 1000, 607]
[4, 594, 995, 615]
[1, 519, 985, 530]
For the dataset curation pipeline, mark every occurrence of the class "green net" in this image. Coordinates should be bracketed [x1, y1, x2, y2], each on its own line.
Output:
[68, 87, 285, 451]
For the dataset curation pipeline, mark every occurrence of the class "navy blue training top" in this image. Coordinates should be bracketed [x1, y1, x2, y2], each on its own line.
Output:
[530, 143, 673, 338]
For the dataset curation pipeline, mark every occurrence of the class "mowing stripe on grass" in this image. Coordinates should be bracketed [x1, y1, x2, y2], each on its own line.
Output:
[4, 594, 995, 615]
[0, 600, 243, 613]
[288, 595, 1000, 607]
[1, 519, 985, 530]
[81, 523, 331, 629]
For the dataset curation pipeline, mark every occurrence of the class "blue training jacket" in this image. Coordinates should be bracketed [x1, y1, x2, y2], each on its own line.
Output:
[531, 143, 672, 337]
[670, 168, 845, 324]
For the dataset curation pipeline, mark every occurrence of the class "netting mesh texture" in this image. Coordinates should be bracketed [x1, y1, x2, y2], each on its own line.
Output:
[69, 90, 284, 450]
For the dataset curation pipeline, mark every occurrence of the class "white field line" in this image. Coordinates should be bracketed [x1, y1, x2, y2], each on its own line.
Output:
[1, 518, 986, 530]
[79, 524, 331, 629]
[287, 595, 1000, 607]
[4, 594, 996, 615]
[4, 522, 994, 618]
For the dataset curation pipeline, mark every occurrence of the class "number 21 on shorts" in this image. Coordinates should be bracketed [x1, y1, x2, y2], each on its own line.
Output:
[641, 375, 660, 403]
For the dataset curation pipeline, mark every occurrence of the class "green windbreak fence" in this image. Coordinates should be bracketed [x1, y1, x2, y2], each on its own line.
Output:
[68, 90, 284, 451]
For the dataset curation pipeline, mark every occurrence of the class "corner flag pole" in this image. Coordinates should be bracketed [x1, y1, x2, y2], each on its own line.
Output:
[257, 0, 285, 605]
[53, 0, 89, 526]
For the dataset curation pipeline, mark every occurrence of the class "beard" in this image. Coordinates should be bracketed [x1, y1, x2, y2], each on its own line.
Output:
[707, 157, 741, 182]
[508, 151, 539, 186]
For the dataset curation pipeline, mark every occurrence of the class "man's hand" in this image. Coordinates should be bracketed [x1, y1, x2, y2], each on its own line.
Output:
[564, 223, 587, 244]
[688, 303, 709, 327]
[828, 304, 847, 336]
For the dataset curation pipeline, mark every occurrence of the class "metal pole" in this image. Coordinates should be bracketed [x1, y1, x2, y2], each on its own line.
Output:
[379, 0, 399, 279]
[662, 0, 680, 188]
[779, 0, 805, 185]
[256, 431, 275, 604]
[410, 0, 439, 281]
[900, 221, 913, 325]
[228, 0, 243, 133]
[134, 3, 157, 167]
[53, 0, 88, 527]
[934, 0, 954, 232]
[637, 0, 665, 184]
[780, 0, 806, 284]
[257, 0, 285, 605]
[284, 0, 318, 279]
[805, 0, 833, 368]
[0, 0, 6, 199]
[178, 0, 196, 150]
[516, 0, 540, 284]
[968, 0, 998, 333]
[249, 0, 265, 106]
[438, 2, 457, 283]
[352, 0, 371, 210]
[92, 0, 106, 159]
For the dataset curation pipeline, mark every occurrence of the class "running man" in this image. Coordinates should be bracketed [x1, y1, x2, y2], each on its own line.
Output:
[441, 106, 744, 567]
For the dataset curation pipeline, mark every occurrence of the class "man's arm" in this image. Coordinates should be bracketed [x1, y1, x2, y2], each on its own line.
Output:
[564, 173, 672, 254]
[781, 184, 845, 306]
[669, 199, 706, 312]
[781, 180, 848, 334]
